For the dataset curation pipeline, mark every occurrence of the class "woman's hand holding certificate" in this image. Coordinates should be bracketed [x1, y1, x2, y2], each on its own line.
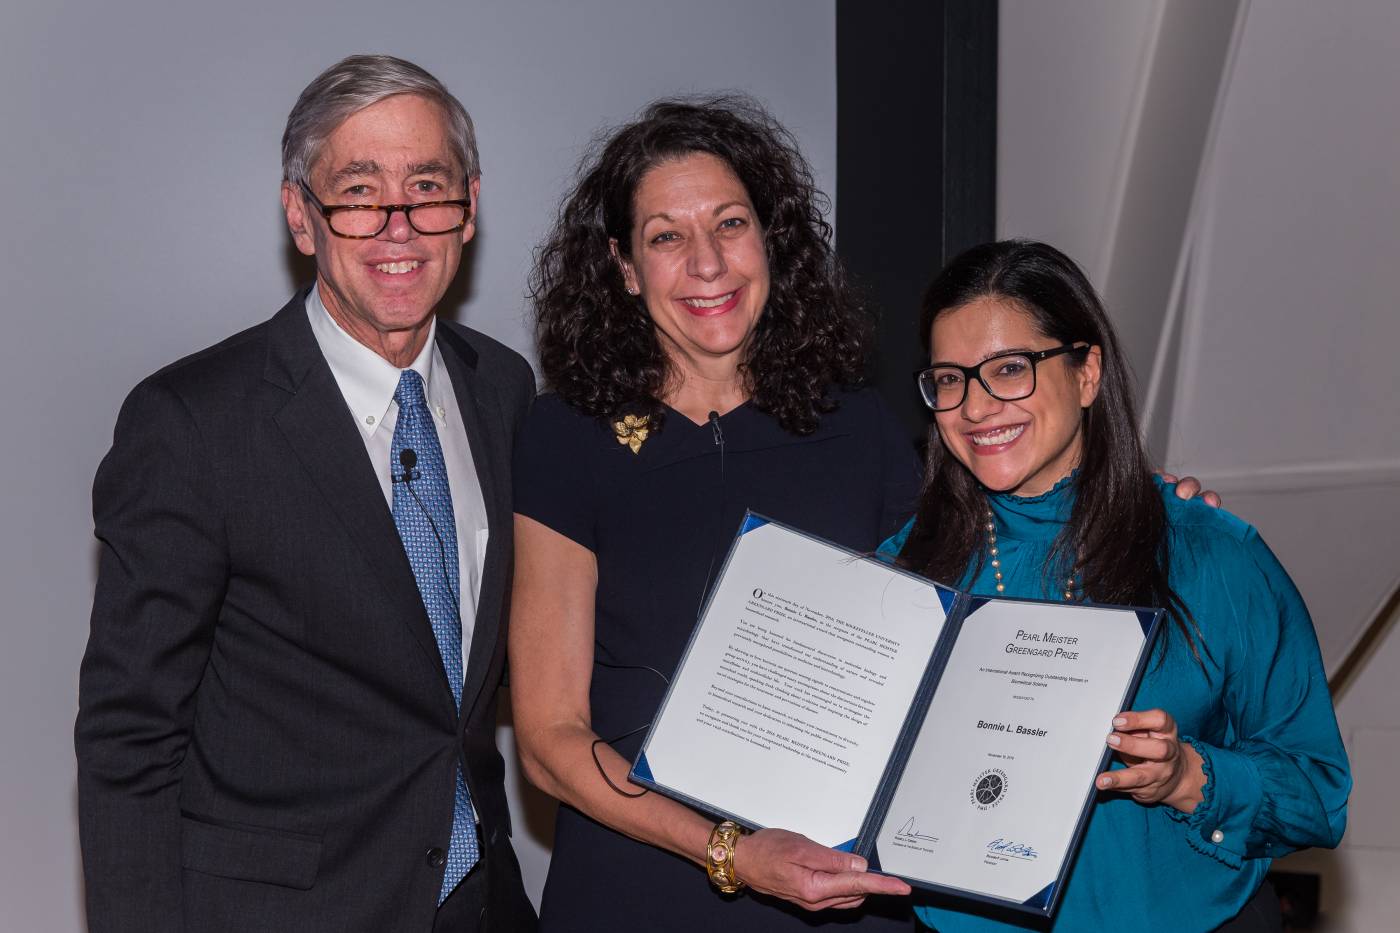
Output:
[734, 830, 911, 911]
[1098, 708, 1206, 811]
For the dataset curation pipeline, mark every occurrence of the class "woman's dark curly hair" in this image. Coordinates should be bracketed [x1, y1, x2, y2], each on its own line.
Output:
[530, 95, 871, 435]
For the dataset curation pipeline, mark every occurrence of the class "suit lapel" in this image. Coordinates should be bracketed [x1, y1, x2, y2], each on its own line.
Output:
[436, 324, 507, 722]
[263, 298, 454, 710]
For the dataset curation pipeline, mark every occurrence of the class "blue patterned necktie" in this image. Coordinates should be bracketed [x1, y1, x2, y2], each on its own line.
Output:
[389, 368, 478, 902]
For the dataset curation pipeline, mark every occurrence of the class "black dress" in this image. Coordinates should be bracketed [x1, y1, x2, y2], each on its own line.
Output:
[514, 389, 922, 932]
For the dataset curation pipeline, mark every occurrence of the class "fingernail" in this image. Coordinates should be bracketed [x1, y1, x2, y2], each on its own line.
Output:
[1113, 717, 1128, 727]
[850, 857, 867, 872]
[1097, 775, 1113, 789]
[1107, 734, 1121, 747]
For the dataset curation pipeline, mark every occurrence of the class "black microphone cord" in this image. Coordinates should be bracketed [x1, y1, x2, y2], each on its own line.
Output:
[590, 725, 655, 799]
[589, 412, 727, 800]
[588, 651, 671, 799]
[695, 410, 727, 619]
[395, 447, 463, 628]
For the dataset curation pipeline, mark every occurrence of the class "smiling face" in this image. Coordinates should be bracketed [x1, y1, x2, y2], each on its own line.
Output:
[281, 93, 478, 364]
[931, 296, 1102, 497]
[614, 152, 770, 390]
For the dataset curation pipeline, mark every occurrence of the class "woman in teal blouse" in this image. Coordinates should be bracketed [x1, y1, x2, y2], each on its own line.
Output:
[885, 240, 1349, 932]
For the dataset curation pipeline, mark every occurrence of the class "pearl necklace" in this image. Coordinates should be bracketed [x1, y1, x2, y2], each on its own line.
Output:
[985, 509, 1077, 600]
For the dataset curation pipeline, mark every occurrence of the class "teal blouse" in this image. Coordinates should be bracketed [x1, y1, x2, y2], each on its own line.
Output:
[878, 476, 1349, 932]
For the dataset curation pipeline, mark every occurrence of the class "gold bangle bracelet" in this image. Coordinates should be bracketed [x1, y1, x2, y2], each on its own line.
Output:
[706, 820, 747, 894]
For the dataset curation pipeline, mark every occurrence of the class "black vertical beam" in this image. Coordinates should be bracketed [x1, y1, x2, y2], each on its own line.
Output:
[836, 0, 997, 442]
[941, 1, 998, 263]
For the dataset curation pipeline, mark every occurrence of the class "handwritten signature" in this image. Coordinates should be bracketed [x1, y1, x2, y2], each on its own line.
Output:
[986, 838, 1039, 859]
[895, 816, 939, 843]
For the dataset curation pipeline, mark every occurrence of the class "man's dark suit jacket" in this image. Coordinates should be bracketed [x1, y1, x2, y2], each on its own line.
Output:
[75, 293, 538, 932]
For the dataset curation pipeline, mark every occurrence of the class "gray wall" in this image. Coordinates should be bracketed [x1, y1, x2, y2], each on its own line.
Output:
[0, 1, 836, 927]
[1000, 1, 1400, 928]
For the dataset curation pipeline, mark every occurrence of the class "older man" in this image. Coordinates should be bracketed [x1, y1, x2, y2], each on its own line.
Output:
[75, 55, 537, 932]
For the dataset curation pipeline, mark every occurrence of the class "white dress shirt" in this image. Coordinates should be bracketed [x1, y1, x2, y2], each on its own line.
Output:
[306, 285, 488, 662]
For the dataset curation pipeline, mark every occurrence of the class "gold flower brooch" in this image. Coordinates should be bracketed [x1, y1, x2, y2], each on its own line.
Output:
[612, 413, 650, 454]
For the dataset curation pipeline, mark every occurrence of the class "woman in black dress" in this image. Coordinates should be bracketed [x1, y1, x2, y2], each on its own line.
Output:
[509, 97, 921, 930]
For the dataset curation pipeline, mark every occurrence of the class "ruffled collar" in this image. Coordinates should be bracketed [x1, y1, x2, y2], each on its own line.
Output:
[986, 471, 1076, 543]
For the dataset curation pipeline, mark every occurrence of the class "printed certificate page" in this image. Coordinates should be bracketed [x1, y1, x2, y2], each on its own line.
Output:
[873, 599, 1149, 905]
[636, 519, 949, 848]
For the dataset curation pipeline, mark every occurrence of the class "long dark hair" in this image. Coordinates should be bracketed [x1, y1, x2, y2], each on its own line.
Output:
[896, 240, 1202, 661]
[530, 95, 870, 434]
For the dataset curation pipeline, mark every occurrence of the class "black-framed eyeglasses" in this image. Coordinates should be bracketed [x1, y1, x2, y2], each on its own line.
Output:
[915, 343, 1090, 412]
[298, 181, 470, 239]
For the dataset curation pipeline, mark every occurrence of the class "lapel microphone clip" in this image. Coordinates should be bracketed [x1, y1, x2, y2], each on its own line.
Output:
[393, 447, 421, 484]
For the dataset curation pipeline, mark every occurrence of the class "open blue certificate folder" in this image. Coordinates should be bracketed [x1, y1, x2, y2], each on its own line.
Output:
[630, 513, 1162, 918]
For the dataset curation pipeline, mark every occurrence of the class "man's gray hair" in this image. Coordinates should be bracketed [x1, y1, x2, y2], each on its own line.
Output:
[282, 54, 480, 188]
